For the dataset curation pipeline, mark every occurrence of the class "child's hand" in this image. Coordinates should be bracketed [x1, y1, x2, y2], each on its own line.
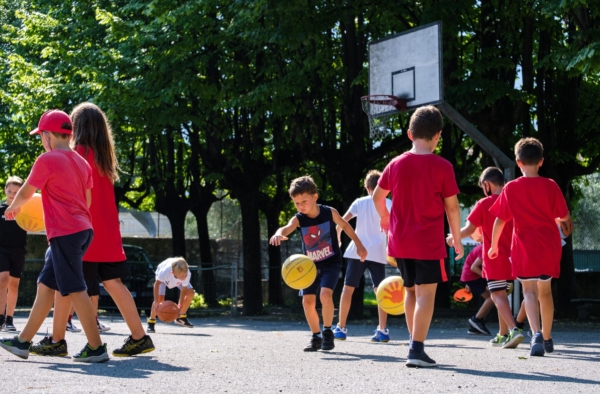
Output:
[4, 206, 19, 220]
[356, 244, 368, 262]
[488, 246, 498, 259]
[445, 233, 454, 247]
[465, 284, 471, 293]
[453, 242, 464, 260]
[269, 234, 288, 246]
[379, 215, 390, 232]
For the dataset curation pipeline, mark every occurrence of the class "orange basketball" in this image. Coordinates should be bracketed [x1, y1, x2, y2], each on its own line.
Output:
[156, 300, 180, 323]
[15, 193, 45, 232]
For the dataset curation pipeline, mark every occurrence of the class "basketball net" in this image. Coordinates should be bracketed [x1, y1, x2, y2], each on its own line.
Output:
[361, 95, 407, 139]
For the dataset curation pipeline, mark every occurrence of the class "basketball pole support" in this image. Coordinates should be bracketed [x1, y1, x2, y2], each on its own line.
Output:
[437, 102, 521, 314]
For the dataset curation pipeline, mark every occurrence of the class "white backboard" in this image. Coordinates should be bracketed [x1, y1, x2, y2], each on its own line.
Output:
[369, 21, 443, 112]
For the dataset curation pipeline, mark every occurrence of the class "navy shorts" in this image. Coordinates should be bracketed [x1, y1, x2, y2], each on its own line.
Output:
[396, 258, 448, 288]
[82, 261, 130, 296]
[0, 247, 26, 278]
[38, 229, 93, 297]
[463, 278, 488, 297]
[344, 259, 386, 288]
[300, 261, 342, 296]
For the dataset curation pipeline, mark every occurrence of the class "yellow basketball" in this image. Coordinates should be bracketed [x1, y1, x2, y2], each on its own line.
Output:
[15, 193, 45, 233]
[386, 255, 397, 267]
[376, 276, 405, 315]
[281, 254, 316, 290]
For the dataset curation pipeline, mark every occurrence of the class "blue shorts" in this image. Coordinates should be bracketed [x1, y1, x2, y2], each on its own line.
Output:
[300, 261, 342, 296]
[344, 259, 386, 288]
[158, 282, 193, 296]
[38, 229, 93, 297]
[463, 278, 488, 297]
[396, 258, 447, 288]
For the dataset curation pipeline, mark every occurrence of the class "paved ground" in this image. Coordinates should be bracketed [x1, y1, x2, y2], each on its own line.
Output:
[0, 313, 599, 393]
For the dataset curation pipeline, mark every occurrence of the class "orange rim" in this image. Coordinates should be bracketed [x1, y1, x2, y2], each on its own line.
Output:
[453, 288, 473, 302]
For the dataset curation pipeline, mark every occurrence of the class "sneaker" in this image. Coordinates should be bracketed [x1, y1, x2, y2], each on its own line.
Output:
[468, 316, 491, 335]
[0, 315, 5, 330]
[0, 335, 31, 359]
[371, 328, 390, 343]
[333, 324, 347, 340]
[30, 336, 68, 356]
[147, 322, 156, 333]
[467, 327, 487, 335]
[66, 321, 82, 333]
[489, 334, 508, 346]
[515, 319, 525, 330]
[530, 332, 545, 357]
[112, 335, 155, 357]
[321, 329, 335, 351]
[4, 316, 16, 332]
[303, 334, 323, 352]
[544, 338, 554, 354]
[406, 350, 437, 368]
[97, 322, 111, 332]
[503, 328, 525, 349]
[174, 316, 193, 328]
[72, 343, 109, 363]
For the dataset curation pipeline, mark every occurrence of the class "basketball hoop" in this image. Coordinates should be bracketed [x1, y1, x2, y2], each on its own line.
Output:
[361, 95, 407, 139]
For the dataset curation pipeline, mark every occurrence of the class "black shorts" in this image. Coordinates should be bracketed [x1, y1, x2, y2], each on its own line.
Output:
[396, 258, 448, 288]
[463, 278, 488, 297]
[0, 247, 26, 278]
[82, 261, 130, 296]
[344, 259, 386, 288]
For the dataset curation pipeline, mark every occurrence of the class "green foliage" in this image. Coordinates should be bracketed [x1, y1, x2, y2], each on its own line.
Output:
[189, 292, 207, 309]
[572, 174, 600, 250]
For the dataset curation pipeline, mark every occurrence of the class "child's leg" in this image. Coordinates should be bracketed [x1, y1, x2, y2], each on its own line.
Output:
[475, 289, 495, 320]
[337, 285, 354, 328]
[69, 291, 102, 348]
[178, 286, 194, 315]
[319, 287, 334, 327]
[516, 300, 527, 323]
[19, 283, 56, 341]
[0, 271, 9, 316]
[497, 310, 508, 335]
[52, 292, 71, 342]
[489, 283, 518, 329]
[520, 280, 541, 333]
[537, 280, 553, 340]
[404, 286, 416, 338]
[373, 287, 389, 330]
[411, 283, 437, 342]
[302, 294, 320, 333]
[6, 276, 20, 317]
[104, 278, 145, 339]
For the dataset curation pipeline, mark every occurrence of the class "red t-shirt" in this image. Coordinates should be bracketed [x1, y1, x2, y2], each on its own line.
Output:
[379, 152, 460, 260]
[489, 176, 568, 278]
[461, 244, 483, 282]
[76, 146, 126, 263]
[27, 150, 93, 240]
[468, 194, 514, 280]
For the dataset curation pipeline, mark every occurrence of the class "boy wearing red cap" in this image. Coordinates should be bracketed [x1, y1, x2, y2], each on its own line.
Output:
[0, 110, 108, 363]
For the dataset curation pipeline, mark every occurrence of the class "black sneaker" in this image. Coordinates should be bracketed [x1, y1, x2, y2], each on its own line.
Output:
[303, 335, 323, 352]
[30, 336, 68, 356]
[0, 335, 31, 359]
[112, 335, 156, 357]
[147, 322, 156, 333]
[544, 338, 554, 353]
[72, 343, 109, 363]
[4, 316, 16, 332]
[406, 350, 437, 368]
[468, 316, 491, 335]
[321, 329, 335, 351]
[0, 315, 5, 331]
[467, 327, 486, 335]
[175, 316, 193, 328]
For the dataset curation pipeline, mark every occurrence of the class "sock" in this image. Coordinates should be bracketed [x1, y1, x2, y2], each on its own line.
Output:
[68, 314, 73, 322]
[313, 331, 322, 338]
[323, 326, 331, 331]
[544, 339, 552, 343]
[410, 340, 424, 353]
[148, 318, 156, 324]
[179, 314, 186, 318]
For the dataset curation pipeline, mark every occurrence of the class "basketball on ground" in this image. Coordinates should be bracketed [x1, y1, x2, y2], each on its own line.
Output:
[281, 254, 316, 290]
[376, 276, 405, 315]
[156, 300, 180, 323]
[15, 193, 45, 232]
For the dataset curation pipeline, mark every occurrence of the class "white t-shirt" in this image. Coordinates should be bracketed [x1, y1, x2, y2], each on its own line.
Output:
[343, 195, 393, 264]
[155, 260, 191, 289]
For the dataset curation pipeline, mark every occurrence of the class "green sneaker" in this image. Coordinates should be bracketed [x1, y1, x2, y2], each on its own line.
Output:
[112, 335, 155, 357]
[72, 343, 109, 363]
[489, 334, 508, 346]
[0, 335, 31, 359]
[503, 328, 525, 349]
[30, 336, 68, 356]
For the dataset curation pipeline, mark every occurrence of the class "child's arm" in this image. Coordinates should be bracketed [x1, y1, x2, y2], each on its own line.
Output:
[556, 213, 573, 237]
[488, 217, 506, 259]
[86, 189, 92, 208]
[4, 182, 36, 220]
[372, 185, 390, 232]
[446, 220, 478, 246]
[332, 208, 367, 262]
[269, 216, 299, 246]
[444, 195, 464, 260]
[335, 211, 353, 245]
[470, 257, 483, 277]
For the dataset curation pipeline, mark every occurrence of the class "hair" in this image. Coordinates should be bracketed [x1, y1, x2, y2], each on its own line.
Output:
[288, 175, 318, 197]
[70, 102, 120, 183]
[478, 167, 504, 188]
[168, 257, 189, 275]
[5, 176, 24, 188]
[364, 170, 381, 191]
[46, 131, 71, 140]
[408, 105, 443, 140]
[515, 137, 543, 166]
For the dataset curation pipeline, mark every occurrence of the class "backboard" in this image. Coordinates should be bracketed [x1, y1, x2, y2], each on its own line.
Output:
[368, 21, 443, 113]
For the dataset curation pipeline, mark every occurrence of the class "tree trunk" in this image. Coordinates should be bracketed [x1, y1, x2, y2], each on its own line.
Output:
[192, 205, 218, 307]
[265, 209, 284, 306]
[239, 193, 264, 315]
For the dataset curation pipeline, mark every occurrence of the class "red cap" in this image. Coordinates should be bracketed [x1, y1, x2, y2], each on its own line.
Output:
[30, 110, 72, 135]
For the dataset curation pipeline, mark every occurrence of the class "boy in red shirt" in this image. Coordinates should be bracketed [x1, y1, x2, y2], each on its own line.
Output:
[447, 167, 524, 348]
[373, 105, 463, 368]
[0, 110, 108, 362]
[489, 138, 571, 357]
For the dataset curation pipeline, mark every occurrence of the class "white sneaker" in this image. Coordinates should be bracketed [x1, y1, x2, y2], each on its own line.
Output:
[97, 322, 111, 332]
[66, 321, 82, 333]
